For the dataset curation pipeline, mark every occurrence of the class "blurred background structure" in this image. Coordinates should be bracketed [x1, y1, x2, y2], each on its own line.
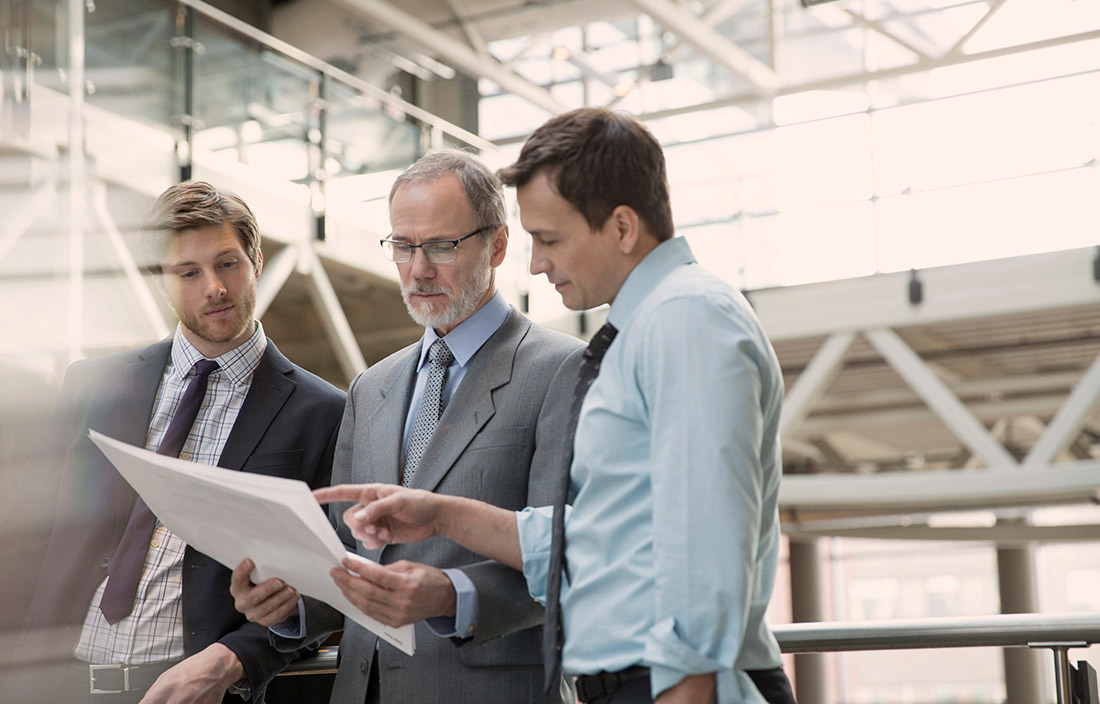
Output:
[1, 0, 1099, 701]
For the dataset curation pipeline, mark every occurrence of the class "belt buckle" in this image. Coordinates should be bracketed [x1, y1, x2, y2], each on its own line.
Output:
[89, 664, 131, 694]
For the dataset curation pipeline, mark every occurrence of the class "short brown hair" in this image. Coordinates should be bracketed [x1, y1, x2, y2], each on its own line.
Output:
[498, 108, 674, 242]
[147, 181, 261, 268]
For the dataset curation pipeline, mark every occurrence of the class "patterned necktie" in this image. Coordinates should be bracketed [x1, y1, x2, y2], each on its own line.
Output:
[543, 322, 618, 694]
[100, 358, 219, 625]
[403, 339, 455, 486]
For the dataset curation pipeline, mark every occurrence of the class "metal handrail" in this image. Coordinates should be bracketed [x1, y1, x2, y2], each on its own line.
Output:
[771, 612, 1100, 653]
[176, 0, 497, 153]
[278, 613, 1100, 702]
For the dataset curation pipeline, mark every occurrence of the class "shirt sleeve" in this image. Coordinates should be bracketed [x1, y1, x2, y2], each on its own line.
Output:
[638, 295, 770, 697]
[514, 505, 562, 605]
[425, 568, 478, 638]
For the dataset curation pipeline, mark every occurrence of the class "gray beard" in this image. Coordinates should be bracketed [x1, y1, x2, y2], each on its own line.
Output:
[401, 245, 493, 331]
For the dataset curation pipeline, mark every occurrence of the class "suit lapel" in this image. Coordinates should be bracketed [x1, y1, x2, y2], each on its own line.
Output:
[408, 310, 529, 494]
[107, 340, 172, 520]
[110, 340, 172, 446]
[218, 341, 296, 471]
[366, 344, 420, 485]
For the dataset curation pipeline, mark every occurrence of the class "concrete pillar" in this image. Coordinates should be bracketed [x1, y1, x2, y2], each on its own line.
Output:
[997, 544, 1046, 704]
[790, 538, 827, 704]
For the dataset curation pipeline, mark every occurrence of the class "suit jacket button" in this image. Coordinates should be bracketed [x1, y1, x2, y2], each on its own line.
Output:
[98, 554, 111, 568]
[360, 659, 369, 675]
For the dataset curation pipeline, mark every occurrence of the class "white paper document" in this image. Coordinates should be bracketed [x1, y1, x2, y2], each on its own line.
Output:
[89, 429, 415, 655]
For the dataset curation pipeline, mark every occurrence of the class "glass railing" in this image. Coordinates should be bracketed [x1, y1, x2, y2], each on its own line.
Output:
[4, 0, 496, 246]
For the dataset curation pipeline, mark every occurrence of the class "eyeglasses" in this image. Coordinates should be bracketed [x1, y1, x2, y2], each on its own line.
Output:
[380, 226, 497, 264]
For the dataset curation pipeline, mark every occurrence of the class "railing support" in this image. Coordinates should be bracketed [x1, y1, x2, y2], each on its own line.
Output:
[1030, 642, 1087, 704]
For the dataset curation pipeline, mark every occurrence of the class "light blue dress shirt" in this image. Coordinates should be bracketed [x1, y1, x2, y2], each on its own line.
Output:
[406, 290, 511, 638]
[516, 237, 785, 702]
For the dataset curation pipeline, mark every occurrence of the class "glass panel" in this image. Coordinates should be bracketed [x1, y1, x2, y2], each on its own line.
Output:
[83, 0, 175, 128]
[192, 16, 313, 183]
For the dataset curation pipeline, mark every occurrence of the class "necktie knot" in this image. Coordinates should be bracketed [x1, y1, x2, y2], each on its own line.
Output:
[584, 323, 618, 362]
[193, 359, 219, 378]
[428, 339, 455, 369]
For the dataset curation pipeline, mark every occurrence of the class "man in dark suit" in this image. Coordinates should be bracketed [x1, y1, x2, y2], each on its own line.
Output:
[0, 181, 345, 703]
[231, 150, 582, 703]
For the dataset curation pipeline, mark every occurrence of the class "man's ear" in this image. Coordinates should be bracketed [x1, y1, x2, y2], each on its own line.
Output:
[489, 225, 509, 268]
[254, 250, 264, 279]
[609, 205, 641, 255]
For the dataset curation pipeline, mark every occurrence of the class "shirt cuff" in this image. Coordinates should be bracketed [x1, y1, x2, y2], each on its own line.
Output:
[269, 597, 307, 639]
[425, 568, 478, 639]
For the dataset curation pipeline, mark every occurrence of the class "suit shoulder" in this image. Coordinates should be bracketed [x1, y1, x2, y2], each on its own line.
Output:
[286, 363, 346, 405]
[521, 322, 584, 360]
[64, 342, 165, 382]
[355, 341, 419, 383]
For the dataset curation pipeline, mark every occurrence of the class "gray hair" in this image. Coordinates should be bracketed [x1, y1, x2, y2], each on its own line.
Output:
[389, 150, 507, 237]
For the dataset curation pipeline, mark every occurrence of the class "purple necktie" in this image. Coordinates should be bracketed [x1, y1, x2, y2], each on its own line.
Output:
[543, 323, 617, 694]
[100, 359, 219, 625]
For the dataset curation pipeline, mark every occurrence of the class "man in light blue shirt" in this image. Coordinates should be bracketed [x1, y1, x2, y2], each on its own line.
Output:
[318, 108, 795, 704]
[231, 150, 581, 704]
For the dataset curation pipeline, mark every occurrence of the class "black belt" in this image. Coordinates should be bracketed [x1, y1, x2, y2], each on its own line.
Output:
[574, 665, 797, 704]
[575, 666, 650, 702]
[72, 660, 178, 695]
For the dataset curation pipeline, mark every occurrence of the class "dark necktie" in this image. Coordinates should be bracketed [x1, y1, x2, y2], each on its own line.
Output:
[100, 358, 219, 625]
[543, 322, 618, 694]
[403, 339, 454, 486]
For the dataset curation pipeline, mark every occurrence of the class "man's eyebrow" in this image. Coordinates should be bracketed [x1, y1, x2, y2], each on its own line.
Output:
[166, 249, 241, 268]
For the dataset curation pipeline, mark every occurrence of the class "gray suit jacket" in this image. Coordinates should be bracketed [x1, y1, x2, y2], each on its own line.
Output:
[278, 308, 582, 704]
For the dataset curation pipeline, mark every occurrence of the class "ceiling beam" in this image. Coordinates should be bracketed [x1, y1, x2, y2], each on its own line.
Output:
[442, 0, 490, 58]
[1024, 351, 1100, 467]
[779, 460, 1100, 512]
[781, 331, 855, 438]
[944, 0, 1009, 58]
[786, 523, 1100, 544]
[628, 0, 778, 94]
[328, 0, 565, 115]
[842, 8, 931, 62]
[864, 327, 1019, 469]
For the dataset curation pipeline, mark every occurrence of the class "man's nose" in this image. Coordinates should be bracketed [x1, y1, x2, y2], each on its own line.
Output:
[408, 247, 437, 278]
[203, 270, 227, 298]
[529, 249, 548, 277]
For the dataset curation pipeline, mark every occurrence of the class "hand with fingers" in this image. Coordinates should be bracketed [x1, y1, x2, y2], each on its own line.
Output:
[229, 558, 300, 627]
[331, 556, 457, 628]
[314, 483, 444, 549]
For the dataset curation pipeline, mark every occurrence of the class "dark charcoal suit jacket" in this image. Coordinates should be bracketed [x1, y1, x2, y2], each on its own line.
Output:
[0, 338, 345, 703]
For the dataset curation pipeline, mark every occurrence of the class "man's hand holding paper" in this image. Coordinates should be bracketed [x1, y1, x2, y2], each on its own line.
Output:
[88, 430, 415, 655]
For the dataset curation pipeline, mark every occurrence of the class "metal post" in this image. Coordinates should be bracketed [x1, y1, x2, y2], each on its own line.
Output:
[173, 5, 196, 182]
[66, 0, 86, 365]
[1052, 646, 1073, 704]
[1028, 643, 1086, 704]
[789, 539, 827, 704]
[307, 73, 327, 241]
[999, 544, 1045, 704]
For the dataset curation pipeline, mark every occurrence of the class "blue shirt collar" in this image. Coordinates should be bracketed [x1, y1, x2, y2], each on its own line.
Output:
[170, 320, 267, 386]
[607, 236, 696, 330]
[417, 290, 510, 371]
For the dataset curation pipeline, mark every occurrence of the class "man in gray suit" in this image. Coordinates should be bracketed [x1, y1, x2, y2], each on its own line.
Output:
[231, 150, 581, 703]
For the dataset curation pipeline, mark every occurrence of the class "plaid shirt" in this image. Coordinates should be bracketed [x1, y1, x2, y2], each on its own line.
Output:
[75, 323, 267, 665]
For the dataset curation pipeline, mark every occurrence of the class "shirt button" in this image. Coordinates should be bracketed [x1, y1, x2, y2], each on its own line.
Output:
[98, 554, 111, 568]
[151, 538, 160, 548]
[180, 452, 190, 460]
[360, 659, 370, 675]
